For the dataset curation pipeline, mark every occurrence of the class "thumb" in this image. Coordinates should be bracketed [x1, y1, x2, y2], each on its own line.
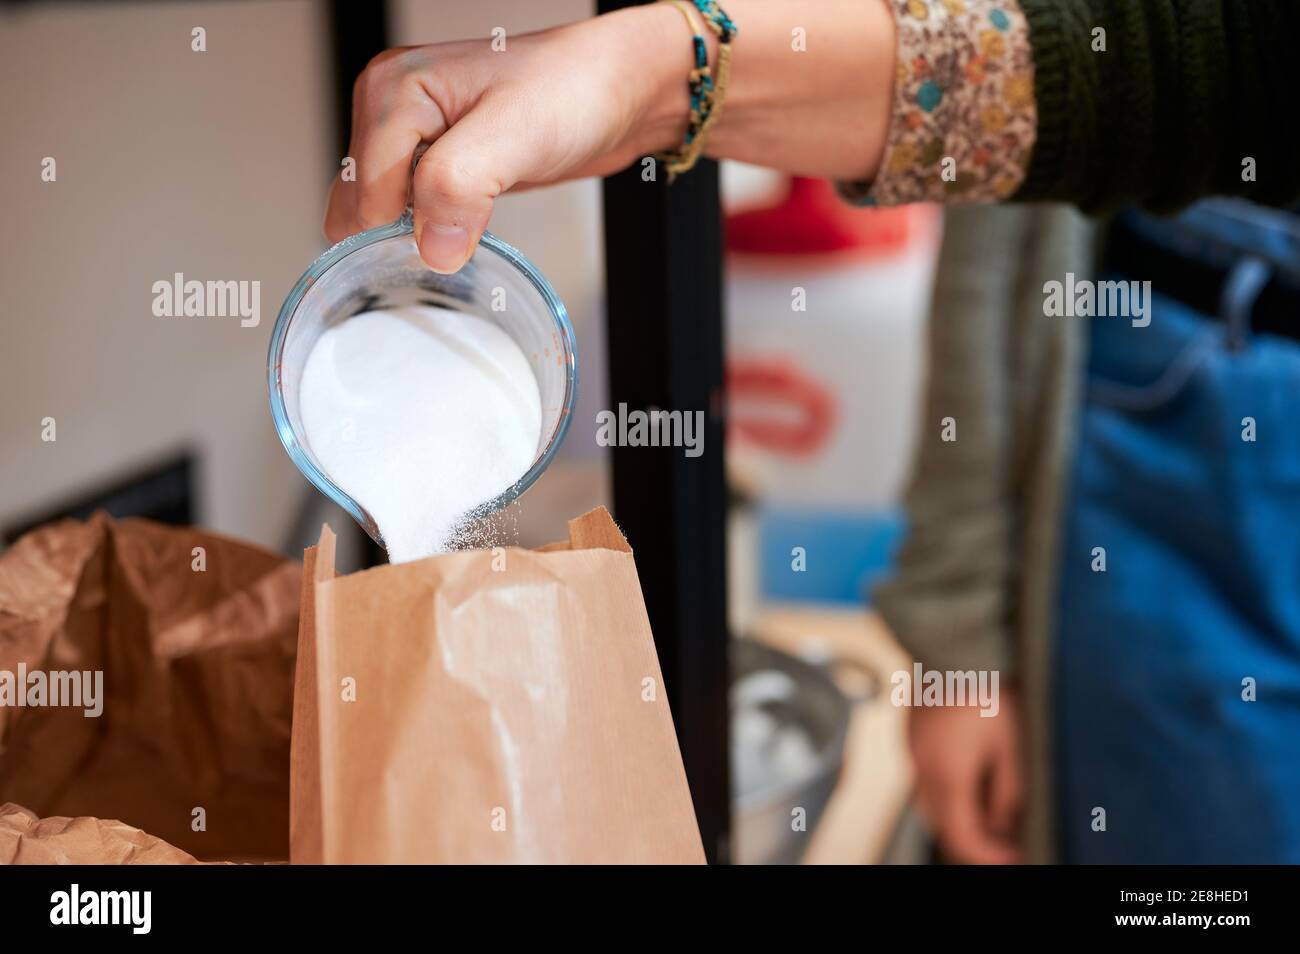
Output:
[410, 110, 523, 273]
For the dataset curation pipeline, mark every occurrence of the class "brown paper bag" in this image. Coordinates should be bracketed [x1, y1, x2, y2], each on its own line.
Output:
[292, 507, 705, 864]
[0, 514, 299, 862]
[0, 802, 210, 864]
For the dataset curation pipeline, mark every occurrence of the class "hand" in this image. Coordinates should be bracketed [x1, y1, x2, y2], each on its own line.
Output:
[325, 7, 694, 272]
[908, 689, 1025, 864]
[325, 1, 896, 273]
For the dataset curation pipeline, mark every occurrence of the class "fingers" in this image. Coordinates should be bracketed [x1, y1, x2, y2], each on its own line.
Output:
[323, 173, 357, 244]
[409, 105, 530, 272]
[986, 720, 1025, 843]
[324, 50, 449, 244]
[909, 707, 1024, 865]
[932, 755, 1021, 865]
[324, 48, 532, 273]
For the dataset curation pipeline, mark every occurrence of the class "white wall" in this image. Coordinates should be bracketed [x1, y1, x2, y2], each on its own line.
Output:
[1, 0, 334, 550]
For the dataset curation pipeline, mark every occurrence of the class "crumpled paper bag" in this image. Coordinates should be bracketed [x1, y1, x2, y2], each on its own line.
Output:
[292, 506, 705, 864]
[0, 802, 207, 864]
[0, 514, 299, 862]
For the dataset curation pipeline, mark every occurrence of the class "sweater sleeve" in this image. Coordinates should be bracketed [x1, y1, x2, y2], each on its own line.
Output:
[873, 203, 1095, 677]
[843, 0, 1300, 213]
[1015, 0, 1300, 212]
[871, 205, 1028, 677]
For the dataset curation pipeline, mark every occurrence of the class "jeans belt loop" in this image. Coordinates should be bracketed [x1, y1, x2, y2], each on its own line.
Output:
[1219, 256, 1272, 352]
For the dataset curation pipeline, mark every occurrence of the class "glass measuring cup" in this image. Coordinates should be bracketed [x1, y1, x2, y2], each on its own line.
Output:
[267, 211, 578, 549]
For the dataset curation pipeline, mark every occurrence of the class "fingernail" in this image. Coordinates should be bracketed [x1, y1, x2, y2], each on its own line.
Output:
[421, 223, 468, 273]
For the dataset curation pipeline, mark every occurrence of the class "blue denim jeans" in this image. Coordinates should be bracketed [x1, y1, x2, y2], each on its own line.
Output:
[1055, 204, 1300, 863]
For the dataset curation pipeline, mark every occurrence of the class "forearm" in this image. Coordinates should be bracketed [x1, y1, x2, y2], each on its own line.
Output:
[634, 0, 1300, 213]
[632, 0, 1034, 203]
[631, 0, 898, 181]
[332, 0, 1300, 271]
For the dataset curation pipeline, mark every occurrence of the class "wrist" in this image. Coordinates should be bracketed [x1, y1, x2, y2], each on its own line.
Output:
[606, 2, 717, 157]
[608, 0, 897, 182]
[708, 0, 896, 180]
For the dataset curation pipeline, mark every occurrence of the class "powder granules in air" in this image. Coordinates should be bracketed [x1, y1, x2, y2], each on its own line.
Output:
[299, 305, 543, 562]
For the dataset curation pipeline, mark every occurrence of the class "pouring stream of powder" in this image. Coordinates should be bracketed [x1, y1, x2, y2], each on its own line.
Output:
[299, 305, 543, 562]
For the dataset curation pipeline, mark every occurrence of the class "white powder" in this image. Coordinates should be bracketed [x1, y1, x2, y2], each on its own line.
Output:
[299, 305, 542, 562]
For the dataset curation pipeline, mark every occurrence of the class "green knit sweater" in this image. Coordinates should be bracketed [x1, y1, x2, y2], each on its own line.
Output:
[1015, 0, 1300, 212]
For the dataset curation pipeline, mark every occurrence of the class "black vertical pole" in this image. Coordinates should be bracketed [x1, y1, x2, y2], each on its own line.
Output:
[328, 0, 391, 569]
[327, 0, 390, 159]
[597, 3, 731, 864]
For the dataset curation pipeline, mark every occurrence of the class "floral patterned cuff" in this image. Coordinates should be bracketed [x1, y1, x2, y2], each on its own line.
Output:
[840, 0, 1037, 205]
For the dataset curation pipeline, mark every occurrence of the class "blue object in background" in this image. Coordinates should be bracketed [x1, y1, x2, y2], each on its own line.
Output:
[1055, 205, 1300, 863]
[757, 506, 906, 605]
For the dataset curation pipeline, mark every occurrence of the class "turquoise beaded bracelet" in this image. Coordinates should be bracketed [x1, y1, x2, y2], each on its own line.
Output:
[657, 0, 737, 179]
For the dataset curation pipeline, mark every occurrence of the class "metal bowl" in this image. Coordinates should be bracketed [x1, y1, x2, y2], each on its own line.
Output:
[731, 638, 876, 864]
